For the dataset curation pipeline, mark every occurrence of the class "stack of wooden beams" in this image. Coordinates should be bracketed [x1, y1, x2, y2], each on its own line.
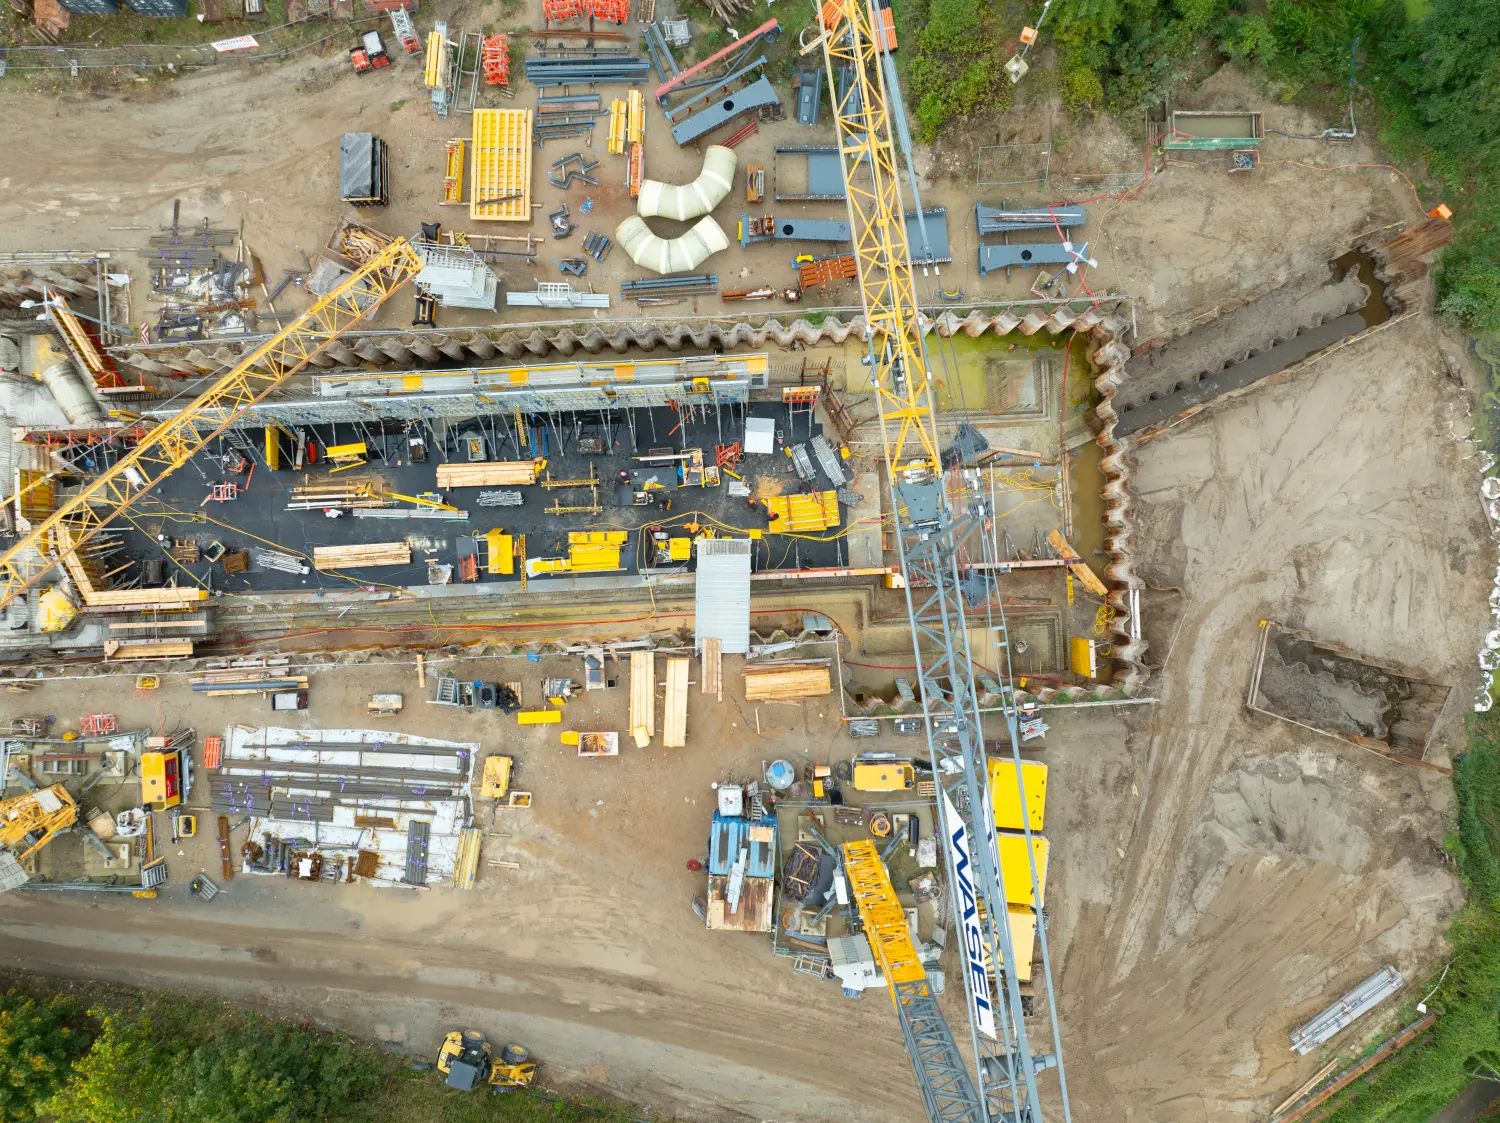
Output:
[663, 656, 689, 748]
[286, 481, 385, 511]
[700, 637, 722, 700]
[436, 460, 542, 488]
[190, 669, 309, 696]
[743, 662, 832, 701]
[103, 640, 194, 660]
[312, 543, 411, 570]
[630, 652, 654, 748]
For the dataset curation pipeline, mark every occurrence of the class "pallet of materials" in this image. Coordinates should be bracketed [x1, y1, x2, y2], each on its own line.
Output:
[575, 731, 619, 757]
[102, 639, 194, 660]
[190, 671, 310, 696]
[436, 459, 543, 488]
[743, 662, 832, 701]
[630, 651, 654, 747]
[339, 132, 390, 207]
[798, 254, 857, 289]
[763, 490, 840, 532]
[470, 108, 534, 222]
[663, 656, 689, 748]
[313, 543, 412, 570]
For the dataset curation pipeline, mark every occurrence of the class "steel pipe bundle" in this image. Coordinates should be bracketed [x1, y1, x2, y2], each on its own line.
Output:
[621, 274, 719, 299]
[524, 55, 651, 87]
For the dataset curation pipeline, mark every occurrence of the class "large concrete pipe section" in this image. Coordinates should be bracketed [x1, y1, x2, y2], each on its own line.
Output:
[615, 216, 730, 274]
[637, 146, 737, 221]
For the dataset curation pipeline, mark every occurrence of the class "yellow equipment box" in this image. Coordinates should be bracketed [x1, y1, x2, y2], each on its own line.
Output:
[995, 831, 1049, 910]
[139, 749, 187, 811]
[852, 756, 915, 792]
[480, 755, 513, 798]
[668, 537, 692, 561]
[1005, 905, 1037, 983]
[517, 710, 562, 725]
[485, 529, 514, 575]
[987, 758, 1047, 832]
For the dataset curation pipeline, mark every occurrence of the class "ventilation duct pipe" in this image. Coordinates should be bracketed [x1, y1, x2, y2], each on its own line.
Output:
[615, 216, 730, 275]
[637, 146, 737, 221]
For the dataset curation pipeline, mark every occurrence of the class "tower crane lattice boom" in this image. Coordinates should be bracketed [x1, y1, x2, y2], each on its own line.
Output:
[0, 239, 425, 610]
[817, 2, 1071, 1120]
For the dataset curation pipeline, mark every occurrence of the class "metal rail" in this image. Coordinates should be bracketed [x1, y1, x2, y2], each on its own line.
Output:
[0, 239, 424, 610]
[818, 0, 1070, 1119]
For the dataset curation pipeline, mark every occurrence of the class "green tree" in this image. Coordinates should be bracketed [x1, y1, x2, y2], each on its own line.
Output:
[44, 996, 386, 1123]
[0, 992, 90, 1121]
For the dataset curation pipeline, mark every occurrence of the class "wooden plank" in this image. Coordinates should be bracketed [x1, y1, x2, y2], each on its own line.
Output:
[630, 651, 654, 748]
[107, 617, 210, 631]
[744, 665, 831, 701]
[103, 640, 195, 660]
[1046, 529, 1108, 597]
[312, 543, 411, 570]
[663, 656, 689, 748]
[435, 459, 542, 487]
[701, 637, 722, 701]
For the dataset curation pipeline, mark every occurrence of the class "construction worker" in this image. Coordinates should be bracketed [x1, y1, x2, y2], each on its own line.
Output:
[654, 495, 672, 513]
[746, 496, 759, 511]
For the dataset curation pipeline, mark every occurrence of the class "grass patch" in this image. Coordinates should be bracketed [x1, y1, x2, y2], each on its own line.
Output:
[390, 98, 408, 111]
[1316, 714, 1500, 1122]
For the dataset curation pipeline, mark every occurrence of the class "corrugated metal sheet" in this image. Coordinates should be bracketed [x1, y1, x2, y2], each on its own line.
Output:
[695, 538, 751, 654]
[707, 813, 776, 877]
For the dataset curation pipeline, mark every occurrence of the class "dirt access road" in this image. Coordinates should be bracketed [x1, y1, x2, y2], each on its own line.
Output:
[0, 24, 1487, 1123]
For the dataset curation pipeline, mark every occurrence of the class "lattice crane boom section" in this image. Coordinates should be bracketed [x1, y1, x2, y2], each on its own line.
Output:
[0, 239, 425, 610]
[818, 0, 939, 478]
[844, 840, 983, 1123]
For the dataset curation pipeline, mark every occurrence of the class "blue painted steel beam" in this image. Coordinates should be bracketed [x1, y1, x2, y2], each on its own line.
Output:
[978, 241, 1076, 274]
[670, 75, 781, 145]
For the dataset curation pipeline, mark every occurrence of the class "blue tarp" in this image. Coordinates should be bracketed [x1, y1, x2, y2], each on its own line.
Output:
[708, 812, 777, 877]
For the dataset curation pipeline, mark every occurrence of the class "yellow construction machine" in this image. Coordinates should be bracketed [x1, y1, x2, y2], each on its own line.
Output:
[0, 784, 79, 885]
[436, 1030, 537, 1094]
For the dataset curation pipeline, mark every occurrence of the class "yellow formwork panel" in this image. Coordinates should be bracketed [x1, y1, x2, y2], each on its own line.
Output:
[517, 710, 562, 725]
[423, 30, 448, 89]
[987, 757, 1047, 832]
[627, 89, 644, 143]
[470, 108, 533, 222]
[568, 530, 628, 546]
[995, 831, 1048, 910]
[764, 490, 840, 532]
[608, 99, 628, 155]
[443, 139, 465, 204]
[569, 543, 622, 572]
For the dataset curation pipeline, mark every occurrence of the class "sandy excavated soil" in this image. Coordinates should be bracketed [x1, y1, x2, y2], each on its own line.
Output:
[1052, 313, 1485, 1121]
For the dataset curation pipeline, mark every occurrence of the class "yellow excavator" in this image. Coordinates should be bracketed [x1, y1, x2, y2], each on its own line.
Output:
[436, 1030, 537, 1094]
[0, 784, 79, 888]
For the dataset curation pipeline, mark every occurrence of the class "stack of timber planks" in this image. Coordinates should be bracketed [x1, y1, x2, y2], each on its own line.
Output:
[436, 460, 542, 488]
[663, 656, 689, 748]
[743, 661, 832, 701]
[312, 543, 411, 570]
[700, 637, 722, 700]
[103, 640, 194, 660]
[630, 651, 655, 748]
[191, 668, 308, 696]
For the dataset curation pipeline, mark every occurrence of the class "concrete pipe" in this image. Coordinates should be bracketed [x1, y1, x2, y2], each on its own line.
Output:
[38, 360, 104, 424]
[615, 215, 730, 275]
[637, 146, 737, 221]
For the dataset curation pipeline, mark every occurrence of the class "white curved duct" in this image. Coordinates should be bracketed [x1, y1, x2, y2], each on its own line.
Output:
[38, 360, 104, 425]
[637, 146, 737, 221]
[615, 215, 730, 275]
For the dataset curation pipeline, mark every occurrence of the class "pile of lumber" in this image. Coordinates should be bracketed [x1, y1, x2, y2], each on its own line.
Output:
[286, 481, 385, 511]
[744, 661, 832, 701]
[190, 668, 308, 696]
[700, 637, 722, 700]
[312, 542, 411, 570]
[630, 651, 654, 748]
[103, 639, 194, 661]
[663, 656, 689, 748]
[436, 460, 542, 488]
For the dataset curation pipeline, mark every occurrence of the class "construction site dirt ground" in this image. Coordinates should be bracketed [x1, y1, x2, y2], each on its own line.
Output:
[0, 20, 1490, 1123]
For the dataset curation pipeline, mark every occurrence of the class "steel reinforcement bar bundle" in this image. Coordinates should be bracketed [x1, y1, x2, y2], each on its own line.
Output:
[524, 53, 650, 87]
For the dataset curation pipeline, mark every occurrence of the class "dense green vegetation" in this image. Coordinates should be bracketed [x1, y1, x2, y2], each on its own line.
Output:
[0, 990, 649, 1123]
[1317, 715, 1500, 1122]
[901, 0, 1500, 332]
